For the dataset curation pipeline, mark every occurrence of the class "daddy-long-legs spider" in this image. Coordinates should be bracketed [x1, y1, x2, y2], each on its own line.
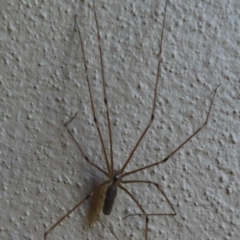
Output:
[44, 0, 220, 239]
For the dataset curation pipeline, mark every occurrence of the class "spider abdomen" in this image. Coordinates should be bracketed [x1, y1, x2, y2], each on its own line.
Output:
[103, 183, 118, 215]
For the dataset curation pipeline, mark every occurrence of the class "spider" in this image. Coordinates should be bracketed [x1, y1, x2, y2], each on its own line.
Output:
[44, 0, 220, 239]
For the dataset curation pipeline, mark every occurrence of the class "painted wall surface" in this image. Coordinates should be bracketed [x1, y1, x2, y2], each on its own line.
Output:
[1, 0, 239, 239]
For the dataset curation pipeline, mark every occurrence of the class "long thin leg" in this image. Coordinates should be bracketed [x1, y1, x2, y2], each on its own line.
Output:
[74, 15, 111, 175]
[118, 185, 148, 240]
[44, 180, 110, 240]
[120, 0, 169, 174]
[121, 180, 176, 239]
[92, 0, 114, 173]
[64, 112, 108, 177]
[119, 185, 147, 215]
[121, 180, 176, 219]
[98, 218, 120, 240]
[122, 84, 220, 178]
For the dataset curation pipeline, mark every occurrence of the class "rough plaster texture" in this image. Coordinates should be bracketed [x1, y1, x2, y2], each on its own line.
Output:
[0, 0, 239, 239]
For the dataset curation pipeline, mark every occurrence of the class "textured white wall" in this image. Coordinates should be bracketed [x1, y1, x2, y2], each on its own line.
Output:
[1, 0, 239, 239]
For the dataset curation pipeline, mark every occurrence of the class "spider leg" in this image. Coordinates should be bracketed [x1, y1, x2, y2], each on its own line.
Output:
[44, 180, 110, 240]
